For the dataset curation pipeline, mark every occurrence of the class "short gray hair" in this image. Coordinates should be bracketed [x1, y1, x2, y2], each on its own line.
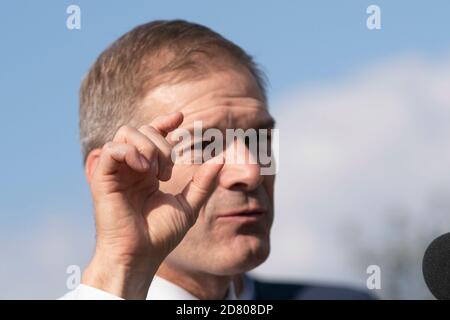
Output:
[79, 19, 267, 163]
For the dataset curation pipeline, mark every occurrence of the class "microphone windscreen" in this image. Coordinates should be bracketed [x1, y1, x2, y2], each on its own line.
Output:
[422, 232, 450, 300]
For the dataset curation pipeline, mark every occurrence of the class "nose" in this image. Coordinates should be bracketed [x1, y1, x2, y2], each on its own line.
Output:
[218, 138, 263, 191]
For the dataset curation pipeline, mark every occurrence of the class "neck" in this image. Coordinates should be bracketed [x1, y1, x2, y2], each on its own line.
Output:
[156, 263, 243, 300]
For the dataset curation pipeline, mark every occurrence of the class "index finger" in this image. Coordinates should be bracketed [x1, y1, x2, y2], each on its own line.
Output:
[149, 111, 184, 137]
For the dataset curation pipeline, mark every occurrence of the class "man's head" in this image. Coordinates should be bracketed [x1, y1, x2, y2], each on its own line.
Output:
[80, 20, 275, 277]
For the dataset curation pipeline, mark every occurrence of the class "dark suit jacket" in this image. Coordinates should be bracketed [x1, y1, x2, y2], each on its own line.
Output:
[250, 277, 376, 300]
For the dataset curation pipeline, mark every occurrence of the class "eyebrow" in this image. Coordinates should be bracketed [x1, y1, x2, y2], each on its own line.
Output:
[170, 103, 276, 136]
[179, 116, 276, 136]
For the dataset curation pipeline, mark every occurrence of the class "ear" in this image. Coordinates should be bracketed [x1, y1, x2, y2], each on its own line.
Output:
[85, 148, 102, 184]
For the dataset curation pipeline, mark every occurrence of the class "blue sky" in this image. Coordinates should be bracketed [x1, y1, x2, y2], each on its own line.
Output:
[1, 1, 449, 222]
[0, 1, 450, 298]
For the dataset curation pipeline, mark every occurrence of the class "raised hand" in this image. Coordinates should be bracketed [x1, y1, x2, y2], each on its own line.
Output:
[81, 111, 223, 299]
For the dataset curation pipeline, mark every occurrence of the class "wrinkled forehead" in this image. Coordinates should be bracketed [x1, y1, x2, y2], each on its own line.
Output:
[180, 100, 274, 135]
[139, 70, 274, 132]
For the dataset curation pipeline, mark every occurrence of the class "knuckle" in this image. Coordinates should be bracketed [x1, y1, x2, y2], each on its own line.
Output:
[102, 141, 115, 152]
[138, 124, 150, 132]
[146, 125, 159, 134]
[140, 124, 159, 137]
[192, 182, 209, 196]
[127, 144, 139, 154]
[141, 141, 157, 157]
[117, 125, 133, 137]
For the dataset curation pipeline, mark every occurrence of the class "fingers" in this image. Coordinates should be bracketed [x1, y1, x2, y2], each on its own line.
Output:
[138, 125, 174, 180]
[109, 112, 183, 178]
[177, 155, 224, 219]
[114, 125, 171, 181]
[148, 111, 184, 137]
[97, 141, 149, 176]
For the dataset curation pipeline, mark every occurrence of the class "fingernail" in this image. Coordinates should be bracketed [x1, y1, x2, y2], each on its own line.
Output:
[140, 155, 149, 169]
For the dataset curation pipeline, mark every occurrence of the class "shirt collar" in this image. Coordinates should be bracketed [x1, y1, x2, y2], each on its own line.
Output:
[146, 274, 253, 300]
[238, 273, 255, 300]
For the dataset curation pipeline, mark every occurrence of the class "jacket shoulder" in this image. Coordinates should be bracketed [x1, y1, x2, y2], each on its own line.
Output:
[251, 278, 376, 300]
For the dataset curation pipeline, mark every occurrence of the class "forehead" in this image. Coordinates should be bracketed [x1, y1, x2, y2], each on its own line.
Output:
[140, 70, 274, 131]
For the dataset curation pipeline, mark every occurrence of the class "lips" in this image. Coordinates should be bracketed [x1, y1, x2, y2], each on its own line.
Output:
[216, 208, 266, 220]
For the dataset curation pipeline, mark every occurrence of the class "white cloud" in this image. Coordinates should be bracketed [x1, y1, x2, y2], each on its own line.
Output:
[252, 53, 450, 298]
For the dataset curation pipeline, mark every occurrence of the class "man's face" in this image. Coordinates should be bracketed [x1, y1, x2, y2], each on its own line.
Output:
[141, 69, 275, 275]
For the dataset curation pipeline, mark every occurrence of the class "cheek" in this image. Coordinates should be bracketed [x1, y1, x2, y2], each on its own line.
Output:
[263, 176, 275, 200]
[160, 164, 197, 194]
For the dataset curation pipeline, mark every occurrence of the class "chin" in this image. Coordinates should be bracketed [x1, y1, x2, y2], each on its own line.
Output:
[214, 234, 271, 275]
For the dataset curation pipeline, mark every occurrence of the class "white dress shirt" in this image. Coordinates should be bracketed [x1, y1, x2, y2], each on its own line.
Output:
[60, 274, 254, 300]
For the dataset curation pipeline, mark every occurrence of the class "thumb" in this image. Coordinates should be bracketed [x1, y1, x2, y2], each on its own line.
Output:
[177, 155, 224, 217]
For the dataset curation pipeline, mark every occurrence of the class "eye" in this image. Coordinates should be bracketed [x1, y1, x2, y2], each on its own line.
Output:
[202, 139, 219, 157]
[201, 140, 210, 150]
[243, 131, 271, 147]
[190, 140, 211, 151]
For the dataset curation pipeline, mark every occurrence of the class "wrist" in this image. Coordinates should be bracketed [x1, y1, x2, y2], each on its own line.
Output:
[81, 251, 158, 300]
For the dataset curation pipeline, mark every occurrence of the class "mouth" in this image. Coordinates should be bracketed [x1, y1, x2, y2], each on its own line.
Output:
[216, 208, 266, 222]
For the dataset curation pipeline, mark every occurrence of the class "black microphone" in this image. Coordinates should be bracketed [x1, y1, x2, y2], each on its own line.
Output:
[422, 232, 450, 300]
